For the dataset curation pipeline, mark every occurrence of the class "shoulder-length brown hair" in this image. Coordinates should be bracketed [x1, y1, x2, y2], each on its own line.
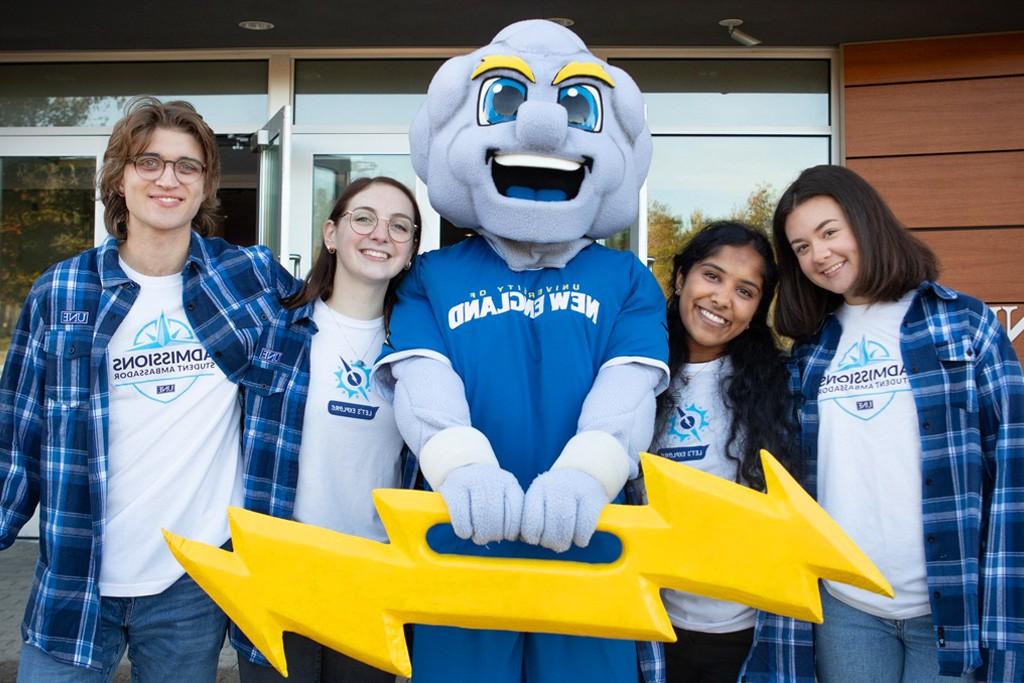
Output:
[98, 96, 221, 240]
[282, 176, 422, 332]
[771, 164, 937, 339]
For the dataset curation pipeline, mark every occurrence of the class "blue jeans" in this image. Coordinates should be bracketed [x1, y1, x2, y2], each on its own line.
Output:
[815, 587, 975, 683]
[17, 572, 227, 683]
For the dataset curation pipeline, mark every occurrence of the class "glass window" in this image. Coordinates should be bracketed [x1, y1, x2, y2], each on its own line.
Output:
[295, 60, 445, 125]
[311, 154, 417, 253]
[611, 59, 830, 129]
[0, 156, 95, 368]
[646, 136, 830, 293]
[601, 218, 638, 256]
[0, 61, 268, 128]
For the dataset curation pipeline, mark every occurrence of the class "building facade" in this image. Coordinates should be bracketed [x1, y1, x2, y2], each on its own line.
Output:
[1, 29, 1021, 368]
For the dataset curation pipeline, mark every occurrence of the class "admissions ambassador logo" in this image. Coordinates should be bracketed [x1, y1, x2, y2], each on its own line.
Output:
[820, 335, 909, 421]
[110, 311, 216, 403]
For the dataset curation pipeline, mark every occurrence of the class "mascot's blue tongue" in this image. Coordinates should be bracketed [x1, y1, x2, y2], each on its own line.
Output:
[506, 186, 569, 202]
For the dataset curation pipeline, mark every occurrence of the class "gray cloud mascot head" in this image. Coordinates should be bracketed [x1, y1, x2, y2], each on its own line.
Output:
[409, 19, 651, 244]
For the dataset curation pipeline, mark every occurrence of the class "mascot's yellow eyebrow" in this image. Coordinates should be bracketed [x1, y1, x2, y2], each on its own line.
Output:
[470, 55, 536, 83]
[552, 61, 616, 88]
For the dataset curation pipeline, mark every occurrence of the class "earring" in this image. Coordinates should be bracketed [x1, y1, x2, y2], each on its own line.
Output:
[327, 246, 336, 254]
[674, 288, 681, 296]
[404, 261, 412, 271]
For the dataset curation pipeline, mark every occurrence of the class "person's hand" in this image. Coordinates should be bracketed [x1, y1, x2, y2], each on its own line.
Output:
[520, 468, 607, 553]
[439, 463, 524, 545]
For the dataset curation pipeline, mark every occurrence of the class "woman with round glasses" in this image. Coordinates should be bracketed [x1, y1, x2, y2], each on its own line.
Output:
[233, 176, 421, 682]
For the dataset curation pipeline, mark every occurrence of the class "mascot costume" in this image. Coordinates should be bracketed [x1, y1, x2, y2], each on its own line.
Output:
[375, 19, 669, 683]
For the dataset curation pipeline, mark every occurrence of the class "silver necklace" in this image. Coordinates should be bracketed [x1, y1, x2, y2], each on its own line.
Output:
[325, 303, 383, 367]
[681, 357, 722, 385]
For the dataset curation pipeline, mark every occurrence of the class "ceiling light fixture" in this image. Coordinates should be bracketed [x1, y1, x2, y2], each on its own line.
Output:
[238, 20, 275, 31]
[719, 19, 761, 47]
[546, 17, 575, 27]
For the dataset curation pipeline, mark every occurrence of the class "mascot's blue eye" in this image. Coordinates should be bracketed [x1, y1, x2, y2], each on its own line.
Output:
[558, 84, 602, 132]
[477, 76, 528, 126]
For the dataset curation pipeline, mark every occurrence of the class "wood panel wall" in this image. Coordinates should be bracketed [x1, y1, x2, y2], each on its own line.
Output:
[843, 33, 1024, 357]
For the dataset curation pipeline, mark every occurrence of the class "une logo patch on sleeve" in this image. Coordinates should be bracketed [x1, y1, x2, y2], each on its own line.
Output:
[60, 310, 90, 324]
[258, 349, 283, 363]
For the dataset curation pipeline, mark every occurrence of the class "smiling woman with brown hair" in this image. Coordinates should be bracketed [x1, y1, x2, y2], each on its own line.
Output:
[774, 164, 1024, 682]
[233, 176, 421, 682]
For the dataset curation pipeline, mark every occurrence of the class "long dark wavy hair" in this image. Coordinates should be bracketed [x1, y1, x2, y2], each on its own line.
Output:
[656, 221, 799, 490]
[282, 176, 421, 333]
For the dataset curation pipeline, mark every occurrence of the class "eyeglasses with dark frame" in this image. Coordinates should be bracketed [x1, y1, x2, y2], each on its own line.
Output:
[342, 207, 418, 243]
[130, 154, 206, 184]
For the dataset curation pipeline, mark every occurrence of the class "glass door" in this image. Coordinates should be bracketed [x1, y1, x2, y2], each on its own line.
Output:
[253, 105, 292, 269]
[0, 134, 106, 537]
[0, 136, 107, 367]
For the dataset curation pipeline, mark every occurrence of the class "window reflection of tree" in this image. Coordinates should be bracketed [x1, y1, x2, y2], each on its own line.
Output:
[0, 95, 129, 127]
[0, 157, 94, 366]
[646, 183, 778, 296]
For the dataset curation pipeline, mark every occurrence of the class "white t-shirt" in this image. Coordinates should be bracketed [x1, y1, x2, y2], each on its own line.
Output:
[818, 292, 930, 618]
[652, 357, 757, 633]
[292, 301, 403, 541]
[100, 259, 242, 597]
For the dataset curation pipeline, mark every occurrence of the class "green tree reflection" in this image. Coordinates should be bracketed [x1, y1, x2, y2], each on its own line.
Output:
[647, 183, 779, 296]
[728, 183, 776, 233]
[0, 158, 94, 364]
[0, 95, 129, 127]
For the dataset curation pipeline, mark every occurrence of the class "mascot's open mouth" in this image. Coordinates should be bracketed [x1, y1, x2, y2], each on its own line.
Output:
[487, 150, 591, 202]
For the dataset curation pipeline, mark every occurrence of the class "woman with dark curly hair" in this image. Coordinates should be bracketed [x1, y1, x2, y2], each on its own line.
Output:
[648, 221, 806, 682]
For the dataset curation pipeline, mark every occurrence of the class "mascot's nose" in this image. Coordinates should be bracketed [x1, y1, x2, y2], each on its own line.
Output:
[515, 100, 568, 152]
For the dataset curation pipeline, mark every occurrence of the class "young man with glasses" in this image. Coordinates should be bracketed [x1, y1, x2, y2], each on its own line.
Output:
[0, 96, 294, 681]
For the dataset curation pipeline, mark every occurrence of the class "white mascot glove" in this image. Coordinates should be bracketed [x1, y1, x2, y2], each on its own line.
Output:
[440, 463, 524, 545]
[520, 431, 631, 553]
[420, 426, 523, 545]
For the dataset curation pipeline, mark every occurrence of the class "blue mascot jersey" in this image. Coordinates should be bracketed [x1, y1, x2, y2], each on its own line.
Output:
[381, 237, 668, 514]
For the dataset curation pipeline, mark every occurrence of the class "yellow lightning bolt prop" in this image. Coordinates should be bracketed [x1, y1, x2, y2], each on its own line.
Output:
[164, 450, 892, 678]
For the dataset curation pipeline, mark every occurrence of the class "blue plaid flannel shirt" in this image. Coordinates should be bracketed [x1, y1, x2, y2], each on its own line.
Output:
[790, 281, 1024, 681]
[232, 299, 419, 666]
[0, 234, 292, 671]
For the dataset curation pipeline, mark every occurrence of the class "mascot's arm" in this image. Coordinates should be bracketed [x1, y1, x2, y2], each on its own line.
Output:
[390, 355, 524, 544]
[521, 362, 661, 552]
[573, 362, 662, 481]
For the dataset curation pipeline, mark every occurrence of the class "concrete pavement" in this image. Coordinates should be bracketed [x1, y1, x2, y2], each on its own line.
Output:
[0, 540, 239, 682]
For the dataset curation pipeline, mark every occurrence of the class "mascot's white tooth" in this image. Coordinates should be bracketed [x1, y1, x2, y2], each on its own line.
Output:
[493, 154, 582, 172]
